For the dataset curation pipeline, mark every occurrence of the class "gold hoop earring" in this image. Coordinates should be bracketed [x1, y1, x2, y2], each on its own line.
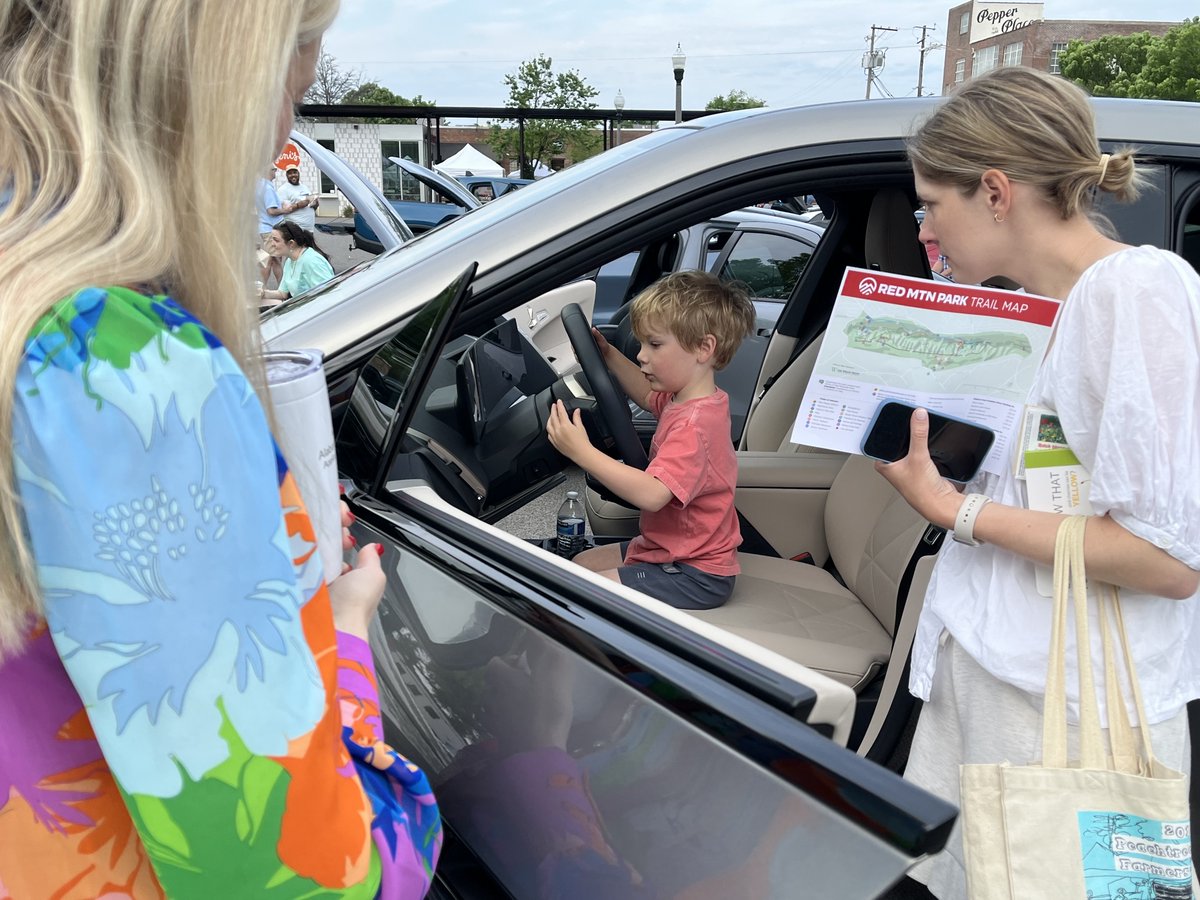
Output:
[994, 213, 1005, 224]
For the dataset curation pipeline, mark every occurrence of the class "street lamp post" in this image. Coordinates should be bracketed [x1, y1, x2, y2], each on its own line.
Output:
[671, 44, 686, 124]
[614, 89, 625, 146]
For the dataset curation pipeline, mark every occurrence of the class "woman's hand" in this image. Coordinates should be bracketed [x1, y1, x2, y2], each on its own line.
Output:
[328, 546, 385, 640]
[329, 499, 385, 639]
[874, 407, 964, 529]
[546, 399, 595, 465]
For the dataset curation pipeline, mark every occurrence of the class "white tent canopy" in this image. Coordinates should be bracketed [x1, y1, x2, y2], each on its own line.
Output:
[508, 160, 552, 179]
[434, 144, 503, 178]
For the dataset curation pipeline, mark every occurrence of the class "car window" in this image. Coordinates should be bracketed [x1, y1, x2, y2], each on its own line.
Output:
[1179, 175, 1200, 275]
[718, 230, 814, 300]
[702, 228, 736, 270]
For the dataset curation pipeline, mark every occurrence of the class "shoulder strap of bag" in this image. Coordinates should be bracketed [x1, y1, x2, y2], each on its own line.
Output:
[1043, 515, 1155, 774]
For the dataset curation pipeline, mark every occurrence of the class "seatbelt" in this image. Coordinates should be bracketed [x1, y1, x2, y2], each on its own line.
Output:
[735, 509, 782, 558]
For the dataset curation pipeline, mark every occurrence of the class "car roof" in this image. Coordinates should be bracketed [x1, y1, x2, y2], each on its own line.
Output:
[265, 96, 1200, 357]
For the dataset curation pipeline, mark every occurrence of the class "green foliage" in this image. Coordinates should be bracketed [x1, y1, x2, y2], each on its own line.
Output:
[705, 89, 766, 112]
[489, 54, 600, 178]
[1061, 18, 1200, 101]
[341, 82, 435, 124]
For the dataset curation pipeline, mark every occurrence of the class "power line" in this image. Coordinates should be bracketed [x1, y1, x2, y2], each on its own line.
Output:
[338, 46, 926, 67]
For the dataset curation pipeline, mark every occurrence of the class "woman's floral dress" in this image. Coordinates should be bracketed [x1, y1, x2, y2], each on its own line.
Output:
[0, 287, 440, 899]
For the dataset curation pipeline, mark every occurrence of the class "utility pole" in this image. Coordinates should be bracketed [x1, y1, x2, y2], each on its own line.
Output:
[863, 25, 897, 99]
[915, 24, 941, 97]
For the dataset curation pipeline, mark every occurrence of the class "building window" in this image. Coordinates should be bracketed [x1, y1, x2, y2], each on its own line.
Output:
[973, 44, 998, 76]
[955, 58, 966, 83]
[380, 139, 402, 199]
[316, 139, 335, 193]
[1049, 41, 1069, 74]
[1003, 42, 1023, 67]
[959, 11, 969, 34]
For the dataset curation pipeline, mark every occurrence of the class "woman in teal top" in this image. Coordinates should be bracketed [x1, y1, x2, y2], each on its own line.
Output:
[261, 221, 336, 303]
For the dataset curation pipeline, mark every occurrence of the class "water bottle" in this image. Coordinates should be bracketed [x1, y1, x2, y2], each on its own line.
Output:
[555, 491, 586, 558]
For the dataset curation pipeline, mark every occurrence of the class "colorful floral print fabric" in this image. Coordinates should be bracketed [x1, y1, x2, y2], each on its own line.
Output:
[0, 287, 440, 898]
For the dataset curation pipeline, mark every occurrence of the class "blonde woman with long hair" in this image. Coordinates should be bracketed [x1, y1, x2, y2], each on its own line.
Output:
[879, 67, 1200, 898]
[0, 1, 439, 896]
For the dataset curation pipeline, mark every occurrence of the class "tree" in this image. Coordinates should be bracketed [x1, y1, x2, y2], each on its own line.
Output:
[1130, 17, 1200, 101]
[1059, 32, 1155, 98]
[304, 49, 360, 104]
[1061, 18, 1200, 101]
[489, 54, 600, 178]
[705, 89, 766, 112]
[341, 82, 436, 124]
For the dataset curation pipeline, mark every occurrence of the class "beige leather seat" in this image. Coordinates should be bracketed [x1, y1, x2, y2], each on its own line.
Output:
[684, 455, 927, 689]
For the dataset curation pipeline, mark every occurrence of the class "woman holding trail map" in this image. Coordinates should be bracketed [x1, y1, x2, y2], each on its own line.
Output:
[877, 67, 1200, 898]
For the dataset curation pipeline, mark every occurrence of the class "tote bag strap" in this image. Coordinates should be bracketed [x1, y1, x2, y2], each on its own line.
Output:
[1043, 516, 1155, 773]
[1110, 592, 1157, 772]
[1098, 586, 1140, 769]
[1044, 516, 1105, 768]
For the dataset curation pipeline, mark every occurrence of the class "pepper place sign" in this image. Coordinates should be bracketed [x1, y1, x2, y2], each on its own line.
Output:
[969, 1, 1044, 43]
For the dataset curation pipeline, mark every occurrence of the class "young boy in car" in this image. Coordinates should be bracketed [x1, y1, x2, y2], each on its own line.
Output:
[546, 271, 756, 609]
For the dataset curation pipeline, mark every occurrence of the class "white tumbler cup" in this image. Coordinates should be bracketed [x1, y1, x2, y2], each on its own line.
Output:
[262, 349, 342, 584]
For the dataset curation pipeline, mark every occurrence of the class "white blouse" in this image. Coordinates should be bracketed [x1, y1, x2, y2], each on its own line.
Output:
[910, 246, 1200, 725]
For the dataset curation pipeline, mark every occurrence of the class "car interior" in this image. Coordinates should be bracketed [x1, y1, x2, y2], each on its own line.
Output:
[333, 172, 957, 767]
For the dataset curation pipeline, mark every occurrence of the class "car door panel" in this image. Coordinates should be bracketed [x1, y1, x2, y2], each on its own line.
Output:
[503, 281, 596, 376]
[347, 484, 954, 898]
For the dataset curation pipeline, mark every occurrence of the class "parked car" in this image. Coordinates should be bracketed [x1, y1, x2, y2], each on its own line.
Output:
[458, 174, 534, 203]
[291, 131, 412, 253]
[264, 97, 1200, 899]
[353, 157, 481, 252]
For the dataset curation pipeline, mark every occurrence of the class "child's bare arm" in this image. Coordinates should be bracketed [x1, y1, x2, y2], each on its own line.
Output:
[547, 401, 672, 512]
[592, 328, 653, 411]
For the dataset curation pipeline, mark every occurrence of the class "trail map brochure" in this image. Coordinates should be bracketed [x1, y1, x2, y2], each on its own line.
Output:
[791, 268, 1061, 477]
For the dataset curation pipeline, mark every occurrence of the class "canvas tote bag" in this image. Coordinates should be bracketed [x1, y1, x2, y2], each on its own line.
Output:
[960, 516, 1194, 899]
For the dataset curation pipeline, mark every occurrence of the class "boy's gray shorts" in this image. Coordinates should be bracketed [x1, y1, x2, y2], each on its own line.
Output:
[616, 542, 734, 610]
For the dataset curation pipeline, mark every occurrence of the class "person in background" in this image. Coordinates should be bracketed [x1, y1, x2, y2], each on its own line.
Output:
[279, 164, 318, 231]
[256, 167, 286, 286]
[879, 66, 1200, 899]
[924, 238, 952, 278]
[0, 1, 440, 897]
[546, 271, 755, 610]
[260, 220, 336, 305]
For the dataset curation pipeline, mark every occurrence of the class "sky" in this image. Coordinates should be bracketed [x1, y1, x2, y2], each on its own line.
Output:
[320, 1, 1193, 123]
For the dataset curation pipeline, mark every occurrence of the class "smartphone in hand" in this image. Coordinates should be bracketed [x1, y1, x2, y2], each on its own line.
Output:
[862, 400, 995, 483]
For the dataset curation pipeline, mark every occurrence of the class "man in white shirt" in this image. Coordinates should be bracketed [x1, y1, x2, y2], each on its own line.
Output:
[278, 165, 317, 231]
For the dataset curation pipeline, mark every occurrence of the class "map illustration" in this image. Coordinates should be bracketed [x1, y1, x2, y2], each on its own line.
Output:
[844, 313, 1033, 372]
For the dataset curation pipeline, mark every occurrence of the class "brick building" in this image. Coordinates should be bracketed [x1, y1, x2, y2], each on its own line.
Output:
[941, 2, 1179, 93]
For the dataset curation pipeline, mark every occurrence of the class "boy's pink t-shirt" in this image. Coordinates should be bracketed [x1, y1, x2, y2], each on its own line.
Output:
[624, 389, 741, 576]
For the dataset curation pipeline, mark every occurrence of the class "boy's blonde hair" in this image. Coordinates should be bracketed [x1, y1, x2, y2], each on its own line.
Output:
[630, 271, 756, 370]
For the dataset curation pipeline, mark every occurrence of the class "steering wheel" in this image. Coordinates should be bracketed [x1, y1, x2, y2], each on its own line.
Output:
[560, 303, 648, 470]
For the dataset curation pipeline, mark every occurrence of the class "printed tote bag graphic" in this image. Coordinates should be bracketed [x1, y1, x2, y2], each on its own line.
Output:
[960, 516, 1194, 899]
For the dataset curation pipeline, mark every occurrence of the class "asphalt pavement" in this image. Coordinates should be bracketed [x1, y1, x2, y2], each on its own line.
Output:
[314, 218, 373, 274]
[495, 467, 591, 541]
